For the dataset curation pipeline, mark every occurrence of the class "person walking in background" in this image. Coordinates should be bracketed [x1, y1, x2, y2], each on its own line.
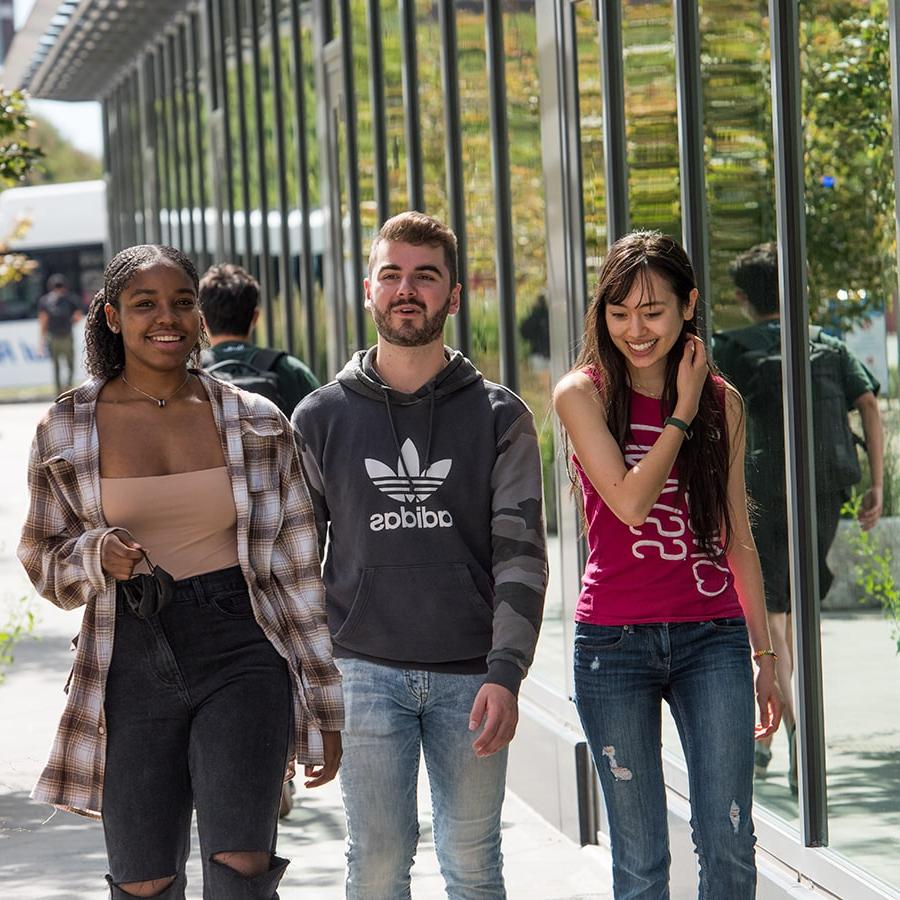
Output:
[554, 231, 782, 899]
[18, 244, 342, 899]
[198, 262, 319, 416]
[714, 242, 883, 791]
[38, 273, 82, 395]
[292, 211, 547, 899]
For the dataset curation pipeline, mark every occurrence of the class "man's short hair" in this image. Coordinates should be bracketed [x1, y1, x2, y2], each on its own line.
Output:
[729, 242, 779, 316]
[368, 211, 458, 288]
[47, 274, 68, 291]
[199, 263, 260, 336]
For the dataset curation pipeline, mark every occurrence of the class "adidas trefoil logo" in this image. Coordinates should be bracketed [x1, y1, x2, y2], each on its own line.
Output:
[365, 438, 454, 531]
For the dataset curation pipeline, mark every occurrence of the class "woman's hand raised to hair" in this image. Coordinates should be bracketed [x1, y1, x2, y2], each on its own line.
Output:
[100, 531, 145, 581]
[673, 334, 709, 425]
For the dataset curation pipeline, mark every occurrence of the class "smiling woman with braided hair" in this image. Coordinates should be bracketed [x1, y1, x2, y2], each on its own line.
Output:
[18, 244, 343, 899]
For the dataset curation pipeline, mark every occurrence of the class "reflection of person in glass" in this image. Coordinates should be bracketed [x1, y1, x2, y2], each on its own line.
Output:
[37, 273, 82, 395]
[714, 242, 883, 792]
[554, 231, 782, 899]
[18, 245, 342, 899]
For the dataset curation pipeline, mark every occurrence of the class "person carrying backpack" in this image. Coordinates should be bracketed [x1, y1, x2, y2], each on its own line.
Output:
[199, 263, 319, 417]
[713, 242, 883, 793]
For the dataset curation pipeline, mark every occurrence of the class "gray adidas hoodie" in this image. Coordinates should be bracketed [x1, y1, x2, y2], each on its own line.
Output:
[291, 347, 547, 694]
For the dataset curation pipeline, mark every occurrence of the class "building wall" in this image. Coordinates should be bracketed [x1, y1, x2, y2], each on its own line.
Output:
[94, 1, 900, 897]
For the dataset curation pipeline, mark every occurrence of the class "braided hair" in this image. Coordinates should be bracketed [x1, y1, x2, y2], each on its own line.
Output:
[84, 245, 203, 379]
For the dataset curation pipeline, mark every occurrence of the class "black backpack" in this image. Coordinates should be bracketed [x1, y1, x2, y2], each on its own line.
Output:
[201, 347, 289, 414]
[716, 325, 861, 497]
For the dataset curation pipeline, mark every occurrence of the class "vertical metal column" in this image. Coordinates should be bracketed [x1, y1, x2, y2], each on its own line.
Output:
[399, 0, 424, 211]
[249, 0, 274, 345]
[269, 0, 296, 353]
[165, 34, 185, 249]
[337, 0, 366, 349]
[888, 0, 900, 311]
[130, 73, 147, 245]
[484, 0, 517, 392]
[115, 85, 134, 247]
[176, 23, 197, 258]
[140, 55, 161, 244]
[214, 0, 238, 259]
[204, 0, 225, 261]
[366, 0, 390, 224]
[768, 0, 828, 848]
[288, 0, 317, 369]
[673, 0, 710, 335]
[155, 44, 173, 246]
[438, 0, 469, 356]
[232, 0, 253, 271]
[190, 12, 210, 269]
[102, 97, 119, 255]
[596, 0, 628, 240]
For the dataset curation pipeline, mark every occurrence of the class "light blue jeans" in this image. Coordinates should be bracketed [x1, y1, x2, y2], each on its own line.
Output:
[573, 619, 757, 900]
[335, 658, 507, 900]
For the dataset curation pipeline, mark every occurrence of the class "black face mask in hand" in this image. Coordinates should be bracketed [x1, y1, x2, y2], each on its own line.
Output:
[120, 551, 175, 619]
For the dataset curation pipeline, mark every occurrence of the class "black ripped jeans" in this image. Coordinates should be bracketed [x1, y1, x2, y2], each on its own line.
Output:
[102, 566, 293, 899]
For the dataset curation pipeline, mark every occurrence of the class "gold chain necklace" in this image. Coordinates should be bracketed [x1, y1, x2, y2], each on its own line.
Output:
[121, 371, 191, 408]
[631, 381, 663, 399]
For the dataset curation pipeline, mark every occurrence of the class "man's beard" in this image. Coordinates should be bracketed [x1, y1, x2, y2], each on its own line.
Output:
[371, 295, 452, 347]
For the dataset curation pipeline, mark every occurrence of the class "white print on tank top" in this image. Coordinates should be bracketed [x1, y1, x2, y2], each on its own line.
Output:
[625, 423, 730, 597]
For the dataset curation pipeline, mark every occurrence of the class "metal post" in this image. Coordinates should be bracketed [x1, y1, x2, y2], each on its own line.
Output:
[130, 72, 146, 245]
[768, 0, 828, 848]
[249, 0, 273, 346]
[399, 0, 424, 211]
[366, 0, 390, 224]
[438, 0, 469, 356]
[888, 0, 900, 314]
[269, 0, 296, 353]
[165, 34, 185, 249]
[673, 0, 710, 336]
[189, 12, 210, 268]
[176, 22, 197, 258]
[232, 0, 253, 271]
[484, 0, 517, 391]
[139, 55, 161, 244]
[337, 0, 366, 349]
[155, 44, 173, 246]
[214, 0, 237, 260]
[288, 0, 318, 370]
[596, 0, 628, 241]
[101, 97, 119, 255]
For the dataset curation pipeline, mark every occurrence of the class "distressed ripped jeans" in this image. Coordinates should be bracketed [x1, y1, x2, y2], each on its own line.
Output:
[573, 620, 757, 900]
[336, 658, 507, 900]
[102, 566, 292, 899]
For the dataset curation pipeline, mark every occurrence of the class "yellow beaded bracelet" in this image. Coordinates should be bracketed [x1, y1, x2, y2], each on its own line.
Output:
[752, 648, 778, 663]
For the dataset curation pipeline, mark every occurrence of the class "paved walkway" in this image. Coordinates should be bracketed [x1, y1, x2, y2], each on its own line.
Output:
[0, 402, 613, 899]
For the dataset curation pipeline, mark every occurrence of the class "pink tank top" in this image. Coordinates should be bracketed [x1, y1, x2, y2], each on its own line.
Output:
[574, 377, 743, 625]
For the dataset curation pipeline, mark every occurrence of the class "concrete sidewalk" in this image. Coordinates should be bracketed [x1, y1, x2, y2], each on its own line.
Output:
[0, 401, 613, 899]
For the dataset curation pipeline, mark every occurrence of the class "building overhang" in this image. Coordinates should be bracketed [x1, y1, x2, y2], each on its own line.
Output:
[2, 0, 191, 101]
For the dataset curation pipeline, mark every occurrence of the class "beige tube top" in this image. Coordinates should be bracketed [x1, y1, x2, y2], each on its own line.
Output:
[101, 467, 239, 582]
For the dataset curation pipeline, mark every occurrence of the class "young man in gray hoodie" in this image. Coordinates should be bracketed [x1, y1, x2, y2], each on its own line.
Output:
[292, 211, 547, 899]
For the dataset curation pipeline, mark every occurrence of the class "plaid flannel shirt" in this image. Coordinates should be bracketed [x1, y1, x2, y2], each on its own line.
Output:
[17, 372, 343, 819]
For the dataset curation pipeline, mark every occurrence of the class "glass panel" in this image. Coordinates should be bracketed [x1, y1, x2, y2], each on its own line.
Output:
[622, 0, 680, 237]
[502, 0, 559, 690]
[575, 0, 607, 298]
[802, 2, 900, 887]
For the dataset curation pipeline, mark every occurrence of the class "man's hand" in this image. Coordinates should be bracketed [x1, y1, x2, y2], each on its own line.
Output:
[858, 485, 883, 532]
[304, 730, 342, 788]
[469, 683, 518, 758]
[100, 532, 144, 581]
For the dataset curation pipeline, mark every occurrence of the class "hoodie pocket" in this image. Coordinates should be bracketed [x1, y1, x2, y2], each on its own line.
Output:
[334, 563, 494, 663]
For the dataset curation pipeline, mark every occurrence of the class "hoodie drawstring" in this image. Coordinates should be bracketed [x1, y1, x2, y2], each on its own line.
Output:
[383, 383, 436, 495]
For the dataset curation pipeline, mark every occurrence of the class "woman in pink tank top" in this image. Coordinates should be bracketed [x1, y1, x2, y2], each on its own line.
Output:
[554, 232, 782, 899]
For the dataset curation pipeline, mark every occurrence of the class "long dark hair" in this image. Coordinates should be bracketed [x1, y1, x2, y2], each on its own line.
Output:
[84, 245, 202, 379]
[573, 231, 733, 557]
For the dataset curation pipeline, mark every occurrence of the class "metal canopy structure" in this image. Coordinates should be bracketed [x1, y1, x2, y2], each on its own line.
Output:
[4, 0, 188, 101]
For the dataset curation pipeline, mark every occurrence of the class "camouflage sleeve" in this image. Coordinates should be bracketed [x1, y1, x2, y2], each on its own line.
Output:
[486, 410, 548, 695]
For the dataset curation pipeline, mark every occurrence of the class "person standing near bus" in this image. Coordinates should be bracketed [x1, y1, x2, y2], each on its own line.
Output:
[37, 273, 82, 395]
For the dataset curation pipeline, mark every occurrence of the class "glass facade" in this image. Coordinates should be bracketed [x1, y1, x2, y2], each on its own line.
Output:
[28, 0, 900, 895]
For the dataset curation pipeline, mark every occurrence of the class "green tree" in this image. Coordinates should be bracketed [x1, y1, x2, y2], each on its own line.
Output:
[23, 113, 102, 185]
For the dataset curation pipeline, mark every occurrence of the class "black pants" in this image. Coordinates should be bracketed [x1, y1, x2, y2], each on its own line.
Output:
[103, 566, 292, 899]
